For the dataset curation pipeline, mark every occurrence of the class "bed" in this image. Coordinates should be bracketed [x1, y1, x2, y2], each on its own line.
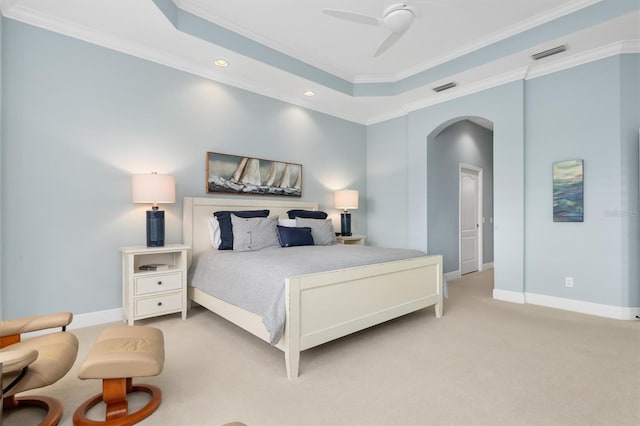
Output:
[183, 196, 443, 379]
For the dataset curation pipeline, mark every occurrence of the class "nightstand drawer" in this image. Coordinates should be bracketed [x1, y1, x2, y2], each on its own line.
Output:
[135, 293, 182, 317]
[135, 272, 182, 295]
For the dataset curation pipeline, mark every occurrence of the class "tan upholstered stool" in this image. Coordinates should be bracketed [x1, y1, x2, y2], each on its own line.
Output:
[72, 326, 164, 426]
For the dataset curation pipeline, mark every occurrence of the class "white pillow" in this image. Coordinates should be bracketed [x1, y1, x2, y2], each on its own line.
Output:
[207, 217, 222, 249]
[278, 218, 296, 227]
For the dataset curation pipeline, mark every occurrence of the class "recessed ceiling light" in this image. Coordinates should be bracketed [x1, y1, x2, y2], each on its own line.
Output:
[304, 91, 315, 97]
[214, 59, 229, 67]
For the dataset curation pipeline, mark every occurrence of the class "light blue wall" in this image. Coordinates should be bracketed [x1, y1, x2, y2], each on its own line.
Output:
[404, 81, 525, 295]
[428, 120, 494, 273]
[524, 56, 636, 306]
[366, 54, 638, 309]
[366, 115, 408, 248]
[620, 54, 640, 308]
[0, 19, 366, 319]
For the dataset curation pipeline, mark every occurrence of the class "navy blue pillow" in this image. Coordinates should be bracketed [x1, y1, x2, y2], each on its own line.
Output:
[287, 209, 328, 220]
[277, 225, 314, 247]
[214, 210, 269, 250]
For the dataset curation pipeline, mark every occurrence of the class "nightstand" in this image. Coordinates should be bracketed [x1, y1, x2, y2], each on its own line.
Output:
[336, 235, 366, 245]
[120, 244, 190, 325]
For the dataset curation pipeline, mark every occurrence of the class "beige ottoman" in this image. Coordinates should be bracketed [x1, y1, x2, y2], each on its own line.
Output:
[72, 326, 164, 426]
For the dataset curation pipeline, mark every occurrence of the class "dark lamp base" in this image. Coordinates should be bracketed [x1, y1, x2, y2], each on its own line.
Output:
[146, 210, 165, 247]
[340, 211, 352, 237]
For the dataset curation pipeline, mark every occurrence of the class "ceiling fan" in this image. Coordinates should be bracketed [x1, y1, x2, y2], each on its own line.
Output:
[323, 3, 419, 57]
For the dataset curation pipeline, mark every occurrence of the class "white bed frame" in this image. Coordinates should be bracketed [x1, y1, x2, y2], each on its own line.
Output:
[183, 196, 443, 379]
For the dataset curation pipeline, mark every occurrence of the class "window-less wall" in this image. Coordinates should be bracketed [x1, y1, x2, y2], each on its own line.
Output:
[366, 115, 409, 248]
[367, 55, 639, 313]
[1, 19, 366, 319]
[428, 119, 493, 274]
[525, 55, 639, 309]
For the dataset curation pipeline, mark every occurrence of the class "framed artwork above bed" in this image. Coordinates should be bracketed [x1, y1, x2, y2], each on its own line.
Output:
[207, 152, 302, 197]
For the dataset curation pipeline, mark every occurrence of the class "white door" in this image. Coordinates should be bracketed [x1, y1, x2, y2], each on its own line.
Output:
[460, 167, 481, 275]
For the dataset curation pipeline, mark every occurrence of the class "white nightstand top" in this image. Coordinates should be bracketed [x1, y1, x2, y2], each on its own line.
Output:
[120, 244, 190, 254]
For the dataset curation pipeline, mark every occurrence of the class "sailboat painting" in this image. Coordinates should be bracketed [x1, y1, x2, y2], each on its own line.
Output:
[553, 159, 583, 222]
[207, 152, 302, 197]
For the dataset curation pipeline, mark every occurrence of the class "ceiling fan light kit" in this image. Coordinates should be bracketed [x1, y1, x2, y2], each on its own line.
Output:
[382, 5, 417, 33]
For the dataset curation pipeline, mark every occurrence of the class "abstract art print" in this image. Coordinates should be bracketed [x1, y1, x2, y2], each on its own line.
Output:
[207, 152, 302, 197]
[553, 159, 583, 222]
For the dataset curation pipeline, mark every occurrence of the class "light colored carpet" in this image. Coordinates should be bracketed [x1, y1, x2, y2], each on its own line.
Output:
[4, 269, 639, 425]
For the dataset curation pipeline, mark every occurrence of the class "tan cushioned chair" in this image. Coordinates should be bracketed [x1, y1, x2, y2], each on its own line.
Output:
[0, 312, 79, 426]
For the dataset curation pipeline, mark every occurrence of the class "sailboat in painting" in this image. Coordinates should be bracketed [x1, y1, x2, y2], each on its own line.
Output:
[208, 153, 302, 196]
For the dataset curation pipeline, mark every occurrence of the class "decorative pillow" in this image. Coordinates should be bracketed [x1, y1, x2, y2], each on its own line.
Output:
[287, 209, 328, 220]
[278, 218, 296, 227]
[277, 225, 314, 247]
[295, 218, 337, 246]
[207, 217, 222, 248]
[214, 210, 270, 250]
[231, 215, 279, 252]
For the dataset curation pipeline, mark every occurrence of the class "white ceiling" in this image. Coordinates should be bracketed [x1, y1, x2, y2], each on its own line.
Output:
[2, 0, 639, 125]
[177, 0, 583, 82]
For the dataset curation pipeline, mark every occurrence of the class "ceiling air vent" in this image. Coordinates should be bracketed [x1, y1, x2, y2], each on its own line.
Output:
[531, 44, 567, 60]
[433, 82, 456, 92]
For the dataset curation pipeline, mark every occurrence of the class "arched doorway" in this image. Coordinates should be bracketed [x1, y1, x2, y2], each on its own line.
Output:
[426, 117, 494, 286]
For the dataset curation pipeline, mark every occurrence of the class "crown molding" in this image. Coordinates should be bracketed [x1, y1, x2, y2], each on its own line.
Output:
[177, 0, 600, 85]
[2, 2, 368, 125]
[525, 39, 639, 80]
[4, 1, 637, 128]
[357, 0, 602, 84]
[175, 0, 356, 83]
[367, 39, 640, 125]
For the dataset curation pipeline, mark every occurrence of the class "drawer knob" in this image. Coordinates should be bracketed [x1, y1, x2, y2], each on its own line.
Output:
[157, 302, 163, 307]
[157, 281, 162, 285]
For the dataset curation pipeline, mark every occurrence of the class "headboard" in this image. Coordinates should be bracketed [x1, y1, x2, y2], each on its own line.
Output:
[183, 196, 318, 264]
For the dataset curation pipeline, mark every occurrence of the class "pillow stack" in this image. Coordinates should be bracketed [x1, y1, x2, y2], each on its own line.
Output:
[208, 208, 337, 251]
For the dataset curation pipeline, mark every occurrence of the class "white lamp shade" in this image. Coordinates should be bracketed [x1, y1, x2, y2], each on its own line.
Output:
[334, 189, 359, 210]
[132, 173, 176, 204]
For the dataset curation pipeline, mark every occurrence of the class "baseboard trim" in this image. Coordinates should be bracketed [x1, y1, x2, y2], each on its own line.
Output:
[70, 308, 123, 329]
[525, 293, 640, 320]
[481, 262, 494, 270]
[493, 289, 525, 304]
[493, 291, 640, 320]
[22, 308, 123, 338]
[444, 271, 461, 281]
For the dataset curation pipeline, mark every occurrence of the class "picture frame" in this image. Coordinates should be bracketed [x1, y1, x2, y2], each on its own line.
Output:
[207, 152, 302, 197]
[553, 159, 584, 222]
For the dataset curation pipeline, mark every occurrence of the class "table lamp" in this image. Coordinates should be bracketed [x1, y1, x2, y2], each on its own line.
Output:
[132, 172, 175, 247]
[334, 189, 359, 236]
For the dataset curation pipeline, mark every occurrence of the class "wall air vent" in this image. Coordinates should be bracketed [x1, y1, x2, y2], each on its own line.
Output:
[433, 82, 456, 92]
[531, 44, 567, 60]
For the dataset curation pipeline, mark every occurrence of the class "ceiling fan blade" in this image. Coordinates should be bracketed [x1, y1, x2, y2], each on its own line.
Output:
[323, 9, 382, 26]
[374, 31, 404, 57]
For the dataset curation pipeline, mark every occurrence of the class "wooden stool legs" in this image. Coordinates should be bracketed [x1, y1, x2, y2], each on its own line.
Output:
[3, 394, 63, 426]
[72, 377, 161, 426]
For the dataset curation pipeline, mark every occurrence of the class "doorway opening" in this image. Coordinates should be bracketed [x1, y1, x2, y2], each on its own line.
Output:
[460, 164, 483, 275]
[426, 118, 494, 287]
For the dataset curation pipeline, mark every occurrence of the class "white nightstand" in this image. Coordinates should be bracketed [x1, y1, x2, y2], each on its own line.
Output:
[336, 235, 366, 245]
[120, 244, 190, 325]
